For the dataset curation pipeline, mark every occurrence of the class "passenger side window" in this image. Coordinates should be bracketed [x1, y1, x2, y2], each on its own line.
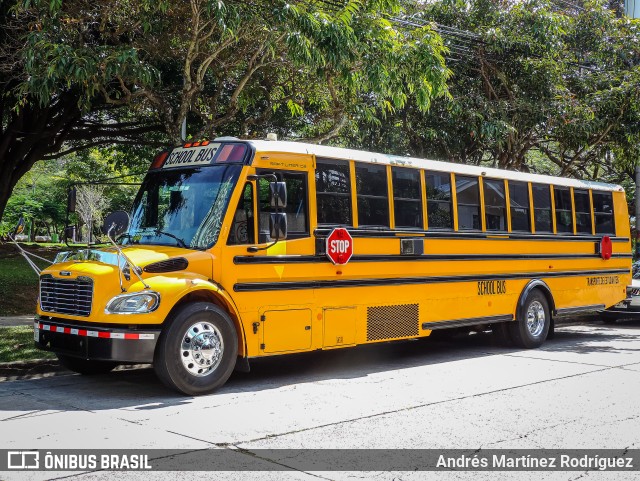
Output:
[425, 171, 452, 229]
[574, 189, 592, 234]
[554, 186, 573, 233]
[315, 160, 352, 226]
[593, 191, 615, 234]
[456, 175, 480, 230]
[483, 179, 506, 231]
[532, 184, 552, 233]
[508, 181, 531, 232]
[227, 182, 254, 245]
[356, 164, 389, 227]
[258, 171, 309, 241]
[392, 167, 423, 229]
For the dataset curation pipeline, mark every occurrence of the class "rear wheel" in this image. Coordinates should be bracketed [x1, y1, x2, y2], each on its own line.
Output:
[154, 302, 238, 396]
[509, 290, 550, 348]
[56, 354, 118, 375]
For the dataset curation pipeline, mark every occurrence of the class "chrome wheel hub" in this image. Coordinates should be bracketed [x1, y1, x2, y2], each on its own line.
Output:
[526, 301, 545, 337]
[180, 321, 224, 376]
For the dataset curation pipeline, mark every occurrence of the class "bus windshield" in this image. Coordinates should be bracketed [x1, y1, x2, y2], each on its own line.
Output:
[124, 165, 241, 249]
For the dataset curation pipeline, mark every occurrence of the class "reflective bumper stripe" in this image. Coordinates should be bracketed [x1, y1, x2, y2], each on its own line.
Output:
[36, 322, 155, 340]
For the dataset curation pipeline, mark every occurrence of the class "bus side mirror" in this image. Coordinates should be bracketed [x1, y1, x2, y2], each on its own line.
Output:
[270, 181, 287, 209]
[269, 213, 288, 240]
[67, 187, 77, 213]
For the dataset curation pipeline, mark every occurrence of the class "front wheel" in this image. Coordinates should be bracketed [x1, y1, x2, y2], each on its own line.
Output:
[509, 290, 550, 349]
[56, 354, 118, 375]
[154, 302, 238, 396]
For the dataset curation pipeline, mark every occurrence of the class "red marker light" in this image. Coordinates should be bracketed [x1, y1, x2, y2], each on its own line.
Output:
[150, 151, 169, 170]
[217, 144, 247, 162]
[201, 140, 210, 146]
[184, 142, 193, 148]
[192, 141, 201, 147]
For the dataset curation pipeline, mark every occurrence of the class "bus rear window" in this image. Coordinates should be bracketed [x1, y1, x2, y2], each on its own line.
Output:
[593, 191, 615, 234]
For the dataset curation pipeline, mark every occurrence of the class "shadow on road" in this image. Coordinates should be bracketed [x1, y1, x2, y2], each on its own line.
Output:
[1, 319, 638, 412]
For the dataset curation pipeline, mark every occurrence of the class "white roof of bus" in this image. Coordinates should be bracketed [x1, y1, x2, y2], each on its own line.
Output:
[245, 140, 622, 192]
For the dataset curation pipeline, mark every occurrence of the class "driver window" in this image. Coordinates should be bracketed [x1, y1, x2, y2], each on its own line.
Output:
[228, 182, 255, 245]
[257, 171, 309, 242]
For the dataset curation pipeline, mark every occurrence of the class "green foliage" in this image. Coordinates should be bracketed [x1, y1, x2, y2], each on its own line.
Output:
[0, 326, 55, 361]
[343, 0, 640, 188]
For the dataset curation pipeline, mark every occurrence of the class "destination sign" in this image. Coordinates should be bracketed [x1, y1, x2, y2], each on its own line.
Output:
[163, 143, 221, 168]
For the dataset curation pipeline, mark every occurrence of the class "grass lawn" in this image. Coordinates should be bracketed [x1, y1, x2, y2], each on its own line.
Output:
[0, 326, 55, 362]
[0, 243, 61, 316]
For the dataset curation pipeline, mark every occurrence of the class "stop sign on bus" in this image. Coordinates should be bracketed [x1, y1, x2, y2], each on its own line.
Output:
[326, 228, 353, 265]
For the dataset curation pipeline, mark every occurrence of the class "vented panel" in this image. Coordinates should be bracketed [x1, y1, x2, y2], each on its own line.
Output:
[144, 257, 189, 273]
[367, 303, 419, 341]
[39, 274, 93, 317]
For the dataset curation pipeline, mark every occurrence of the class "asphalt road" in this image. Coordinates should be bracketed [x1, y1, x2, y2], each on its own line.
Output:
[1, 320, 640, 480]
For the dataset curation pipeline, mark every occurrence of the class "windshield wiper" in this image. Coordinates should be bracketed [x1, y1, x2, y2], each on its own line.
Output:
[154, 230, 187, 248]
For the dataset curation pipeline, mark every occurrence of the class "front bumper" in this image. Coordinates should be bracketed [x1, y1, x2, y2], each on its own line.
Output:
[34, 317, 161, 363]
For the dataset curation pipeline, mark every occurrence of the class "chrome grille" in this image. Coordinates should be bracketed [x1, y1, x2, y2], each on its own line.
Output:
[39, 274, 93, 317]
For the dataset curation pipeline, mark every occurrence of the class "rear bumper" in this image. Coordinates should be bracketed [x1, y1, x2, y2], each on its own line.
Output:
[34, 317, 161, 363]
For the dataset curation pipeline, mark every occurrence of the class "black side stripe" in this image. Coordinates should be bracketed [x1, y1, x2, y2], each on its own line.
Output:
[233, 268, 629, 292]
[422, 315, 513, 330]
[234, 253, 632, 265]
[555, 304, 606, 316]
[314, 228, 629, 243]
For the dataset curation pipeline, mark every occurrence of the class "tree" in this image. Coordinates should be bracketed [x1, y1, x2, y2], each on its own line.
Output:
[345, 0, 640, 184]
[0, 0, 450, 221]
[76, 185, 108, 243]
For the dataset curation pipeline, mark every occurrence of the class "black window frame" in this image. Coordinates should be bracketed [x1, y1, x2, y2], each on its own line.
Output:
[355, 163, 390, 228]
[508, 181, 531, 233]
[455, 175, 481, 231]
[593, 190, 615, 235]
[315, 159, 353, 227]
[227, 182, 255, 245]
[425, 171, 453, 230]
[554, 186, 574, 234]
[483, 178, 507, 232]
[574, 189, 592, 235]
[391, 166, 423, 230]
[532, 184, 553, 233]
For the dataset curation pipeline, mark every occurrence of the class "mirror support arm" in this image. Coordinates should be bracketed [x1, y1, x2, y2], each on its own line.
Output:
[105, 223, 150, 290]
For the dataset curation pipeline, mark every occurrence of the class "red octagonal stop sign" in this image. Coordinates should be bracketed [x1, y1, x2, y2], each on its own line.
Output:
[326, 228, 353, 265]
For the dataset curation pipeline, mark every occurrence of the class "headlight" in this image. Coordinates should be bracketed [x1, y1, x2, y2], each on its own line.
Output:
[105, 291, 160, 314]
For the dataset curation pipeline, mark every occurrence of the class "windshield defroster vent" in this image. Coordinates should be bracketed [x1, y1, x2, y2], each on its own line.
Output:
[143, 257, 189, 273]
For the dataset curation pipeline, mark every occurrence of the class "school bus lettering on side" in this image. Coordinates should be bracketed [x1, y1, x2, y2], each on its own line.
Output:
[586, 276, 620, 286]
[33, 138, 632, 396]
[477, 280, 507, 296]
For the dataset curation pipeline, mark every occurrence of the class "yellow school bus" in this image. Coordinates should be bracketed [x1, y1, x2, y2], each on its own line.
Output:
[35, 138, 632, 395]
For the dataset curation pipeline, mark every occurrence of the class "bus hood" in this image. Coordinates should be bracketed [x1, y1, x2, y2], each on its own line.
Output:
[50, 246, 213, 279]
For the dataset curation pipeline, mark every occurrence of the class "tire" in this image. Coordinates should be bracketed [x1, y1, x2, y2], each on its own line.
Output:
[509, 290, 550, 349]
[153, 302, 238, 396]
[56, 354, 118, 375]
